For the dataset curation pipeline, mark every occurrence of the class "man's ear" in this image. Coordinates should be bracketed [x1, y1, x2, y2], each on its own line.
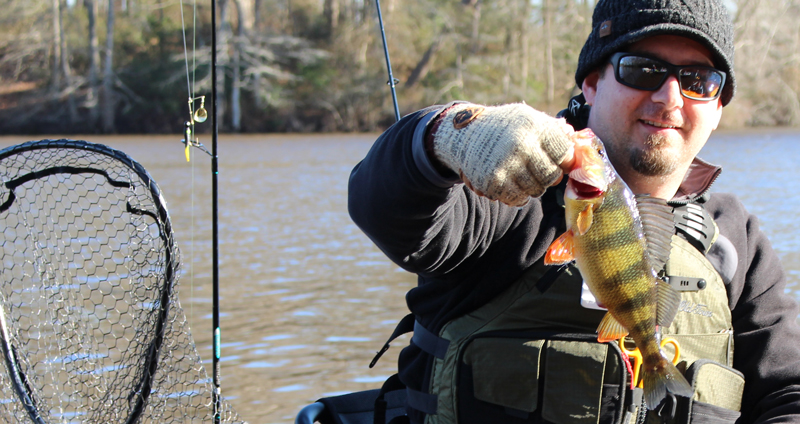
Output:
[581, 70, 601, 106]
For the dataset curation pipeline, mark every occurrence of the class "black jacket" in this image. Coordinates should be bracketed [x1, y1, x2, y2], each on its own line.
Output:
[348, 105, 800, 423]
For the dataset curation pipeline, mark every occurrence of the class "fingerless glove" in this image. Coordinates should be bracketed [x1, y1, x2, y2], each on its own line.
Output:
[431, 103, 572, 205]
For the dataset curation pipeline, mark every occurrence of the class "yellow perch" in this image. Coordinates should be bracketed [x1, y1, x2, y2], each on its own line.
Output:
[544, 128, 693, 408]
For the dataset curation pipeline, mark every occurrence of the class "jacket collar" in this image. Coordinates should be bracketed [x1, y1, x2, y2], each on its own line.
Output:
[671, 157, 722, 204]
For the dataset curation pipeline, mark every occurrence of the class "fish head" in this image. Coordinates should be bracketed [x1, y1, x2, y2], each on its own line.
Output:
[566, 129, 614, 201]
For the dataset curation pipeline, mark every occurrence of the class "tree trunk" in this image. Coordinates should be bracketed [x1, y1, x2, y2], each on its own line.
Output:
[217, 0, 230, 130]
[86, 0, 101, 128]
[254, 0, 262, 30]
[238, 0, 255, 34]
[231, 0, 245, 132]
[324, 0, 339, 36]
[470, 1, 481, 54]
[520, 0, 530, 99]
[543, 0, 555, 104]
[102, 0, 115, 133]
[406, 35, 442, 88]
[51, 0, 62, 93]
[58, 0, 78, 123]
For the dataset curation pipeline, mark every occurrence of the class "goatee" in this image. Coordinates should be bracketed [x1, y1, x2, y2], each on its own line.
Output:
[629, 134, 677, 177]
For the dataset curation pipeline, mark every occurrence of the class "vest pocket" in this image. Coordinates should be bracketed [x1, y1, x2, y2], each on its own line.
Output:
[460, 337, 544, 420]
[541, 340, 609, 424]
[684, 401, 741, 424]
[456, 333, 629, 424]
[681, 359, 744, 423]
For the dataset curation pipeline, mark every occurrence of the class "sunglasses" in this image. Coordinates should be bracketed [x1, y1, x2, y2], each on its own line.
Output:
[609, 52, 726, 101]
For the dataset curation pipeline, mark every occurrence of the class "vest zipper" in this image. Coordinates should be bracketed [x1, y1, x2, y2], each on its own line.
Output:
[635, 397, 647, 424]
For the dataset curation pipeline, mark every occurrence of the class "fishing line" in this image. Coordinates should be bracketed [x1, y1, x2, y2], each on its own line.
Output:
[178, 0, 198, 330]
[180, 4, 220, 417]
[179, 0, 192, 104]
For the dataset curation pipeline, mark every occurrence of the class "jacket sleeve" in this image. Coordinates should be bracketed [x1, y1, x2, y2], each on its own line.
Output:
[347, 105, 545, 279]
[712, 193, 800, 423]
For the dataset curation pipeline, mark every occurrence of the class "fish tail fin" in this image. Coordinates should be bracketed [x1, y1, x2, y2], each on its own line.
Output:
[641, 359, 694, 409]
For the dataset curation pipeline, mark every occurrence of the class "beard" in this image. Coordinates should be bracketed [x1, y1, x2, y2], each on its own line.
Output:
[626, 133, 677, 177]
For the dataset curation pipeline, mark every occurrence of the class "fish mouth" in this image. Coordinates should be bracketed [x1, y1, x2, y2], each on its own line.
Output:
[568, 179, 605, 199]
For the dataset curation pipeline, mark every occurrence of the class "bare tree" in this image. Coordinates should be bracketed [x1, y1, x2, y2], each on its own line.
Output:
[406, 34, 443, 88]
[231, 0, 246, 131]
[543, 0, 555, 104]
[323, 0, 339, 36]
[85, 0, 101, 127]
[216, 0, 231, 129]
[50, 0, 62, 92]
[469, 0, 481, 54]
[519, 0, 530, 98]
[102, 0, 115, 133]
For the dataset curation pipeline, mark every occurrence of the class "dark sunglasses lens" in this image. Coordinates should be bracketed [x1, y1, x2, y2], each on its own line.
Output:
[617, 56, 666, 89]
[679, 68, 723, 99]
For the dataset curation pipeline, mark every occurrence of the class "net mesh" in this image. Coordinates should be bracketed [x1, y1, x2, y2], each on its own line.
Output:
[0, 139, 245, 424]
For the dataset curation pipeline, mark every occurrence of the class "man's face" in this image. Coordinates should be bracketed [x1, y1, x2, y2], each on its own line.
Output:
[582, 35, 724, 185]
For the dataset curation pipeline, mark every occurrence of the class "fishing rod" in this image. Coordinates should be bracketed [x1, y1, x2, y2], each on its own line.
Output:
[374, 0, 400, 122]
[210, 0, 222, 419]
[208, 0, 222, 421]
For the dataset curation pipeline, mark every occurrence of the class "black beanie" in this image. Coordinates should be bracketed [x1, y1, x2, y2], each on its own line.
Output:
[575, 0, 735, 106]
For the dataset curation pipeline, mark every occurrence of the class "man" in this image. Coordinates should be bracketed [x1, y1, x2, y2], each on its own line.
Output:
[348, 0, 800, 423]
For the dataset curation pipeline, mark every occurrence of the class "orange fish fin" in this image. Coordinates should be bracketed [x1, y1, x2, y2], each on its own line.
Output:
[656, 279, 681, 327]
[576, 203, 594, 235]
[596, 312, 629, 342]
[544, 230, 575, 265]
[641, 358, 693, 409]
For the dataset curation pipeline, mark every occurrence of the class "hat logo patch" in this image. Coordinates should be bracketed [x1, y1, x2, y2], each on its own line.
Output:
[599, 20, 612, 37]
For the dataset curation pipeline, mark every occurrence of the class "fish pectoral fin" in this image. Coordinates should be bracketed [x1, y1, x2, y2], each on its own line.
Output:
[596, 312, 629, 342]
[656, 280, 682, 327]
[544, 230, 575, 265]
[576, 203, 594, 235]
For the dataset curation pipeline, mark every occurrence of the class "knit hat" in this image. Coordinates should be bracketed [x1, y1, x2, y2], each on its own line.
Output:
[576, 0, 736, 106]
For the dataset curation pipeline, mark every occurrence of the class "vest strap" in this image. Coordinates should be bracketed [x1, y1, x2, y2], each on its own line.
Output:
[406, 387, 438, 415]
[534, 263, 568, 294]
[374, 374, 406, 424]
[412, 320, 450, 359]
[370, 314, 415, 368]
[673, 203, 714, 252]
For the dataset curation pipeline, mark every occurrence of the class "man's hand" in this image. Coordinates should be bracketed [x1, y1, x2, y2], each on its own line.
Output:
[431, 102, 575, 206]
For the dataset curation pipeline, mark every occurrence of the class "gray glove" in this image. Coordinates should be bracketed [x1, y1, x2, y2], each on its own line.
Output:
[431, 102, 573, 206]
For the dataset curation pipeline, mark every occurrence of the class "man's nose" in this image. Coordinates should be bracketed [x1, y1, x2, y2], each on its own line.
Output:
[651, 75, 684, 109]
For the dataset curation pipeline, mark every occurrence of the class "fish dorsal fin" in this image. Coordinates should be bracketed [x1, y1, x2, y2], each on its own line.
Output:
[596, 311, 629, 342]
[656, 279, 681, 327]
[634, 194, 674, 271]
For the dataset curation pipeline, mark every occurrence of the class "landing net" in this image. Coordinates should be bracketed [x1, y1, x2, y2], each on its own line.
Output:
[0, 139, 244, 423]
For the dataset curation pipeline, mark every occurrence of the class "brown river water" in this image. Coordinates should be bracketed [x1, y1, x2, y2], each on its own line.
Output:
[1, 130, 799, 424]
